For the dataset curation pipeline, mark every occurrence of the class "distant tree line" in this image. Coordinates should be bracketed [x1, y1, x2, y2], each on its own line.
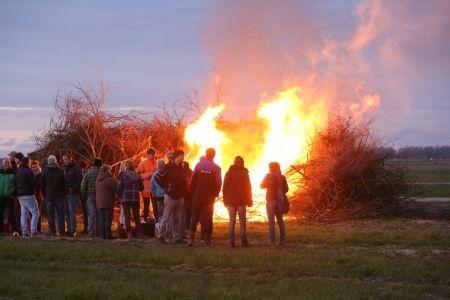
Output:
[377, 146, 450, 160]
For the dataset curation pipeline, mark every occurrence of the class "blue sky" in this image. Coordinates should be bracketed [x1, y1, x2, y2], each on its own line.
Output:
[0, 0, 449, 156]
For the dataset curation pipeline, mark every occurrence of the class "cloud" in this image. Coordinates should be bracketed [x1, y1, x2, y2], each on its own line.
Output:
[197, 0, 450, 145]
[0, 129, 36, 157]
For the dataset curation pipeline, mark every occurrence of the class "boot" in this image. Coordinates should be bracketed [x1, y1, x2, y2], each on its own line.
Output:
[187, 231, 195, 246]
[229, 240, 236, 248]
[127, 232, 133, 240]
[241, 238, 249, 247]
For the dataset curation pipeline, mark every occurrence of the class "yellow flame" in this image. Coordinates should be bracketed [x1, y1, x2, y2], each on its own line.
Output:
[185, 87, 324, 221]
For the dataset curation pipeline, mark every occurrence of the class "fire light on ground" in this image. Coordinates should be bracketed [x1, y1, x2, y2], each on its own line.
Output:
[185, 87, 325, 221]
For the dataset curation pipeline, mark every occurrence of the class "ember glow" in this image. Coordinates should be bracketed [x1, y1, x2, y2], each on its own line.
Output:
[185, 87, 326, 221]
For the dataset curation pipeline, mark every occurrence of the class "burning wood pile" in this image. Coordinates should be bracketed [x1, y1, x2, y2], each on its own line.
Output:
[289, 116, 409, 220]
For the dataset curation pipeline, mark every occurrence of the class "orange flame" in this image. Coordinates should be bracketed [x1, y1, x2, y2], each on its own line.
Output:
[185, 86, 326, 221]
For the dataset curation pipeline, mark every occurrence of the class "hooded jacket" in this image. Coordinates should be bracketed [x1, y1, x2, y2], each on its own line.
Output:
[95, 172, 117, 209]
[42, 163, 67, 199]
[117, 170, 143, 202]
[15, 166, 36, 197]
[223, 165, 253, 207]
[0, 168, 16, 197]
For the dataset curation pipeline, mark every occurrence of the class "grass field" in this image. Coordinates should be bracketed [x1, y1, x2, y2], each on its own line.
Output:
[387, 159, 450, 197]
[1, 219, 449, 299]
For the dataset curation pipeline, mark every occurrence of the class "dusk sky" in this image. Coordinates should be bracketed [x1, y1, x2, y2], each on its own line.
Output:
[1, 0, 449, 157]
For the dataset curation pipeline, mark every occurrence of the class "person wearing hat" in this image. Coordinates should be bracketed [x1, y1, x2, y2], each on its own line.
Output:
[223, 156, 253, 247]
[188, 148, 222, 246]
[157, 149, 187, 244]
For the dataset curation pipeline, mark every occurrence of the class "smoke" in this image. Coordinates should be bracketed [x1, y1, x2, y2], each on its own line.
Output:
[198, 0, 450, 123]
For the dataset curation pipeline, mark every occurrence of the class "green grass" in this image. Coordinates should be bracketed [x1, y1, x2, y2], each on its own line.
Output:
[387, 159, 450, 197]
[406, 169, 450, 184]
[1, 219, 449, 299]
[414, 184, 450, 197]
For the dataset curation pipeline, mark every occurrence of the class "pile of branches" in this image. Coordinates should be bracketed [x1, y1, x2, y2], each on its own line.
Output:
[289, 116, 410, 220]
[32, 81, 188, 168]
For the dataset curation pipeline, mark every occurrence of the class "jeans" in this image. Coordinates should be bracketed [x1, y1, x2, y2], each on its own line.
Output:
[86, 198, 97, 236]
[80, 196, 89, 232]
[98, 207, 113, 239]
[46, 198, 65, 236]
[190, 197, 214, 235]
[159, 194, 184, 240]
[0, 197, 18, 233]
[122, 201, 141, 234]
[179, 201, 186, 238]
[151, 196, 159, 221]
[156, 197, 164, 224]
[142, 197, 150, 220]
[18, 195, 40, 235]
[228, 205, 247, 242]
[266, 200, 285, 243]
[119, 204, 125, 225]
[65, 194, 79, 234]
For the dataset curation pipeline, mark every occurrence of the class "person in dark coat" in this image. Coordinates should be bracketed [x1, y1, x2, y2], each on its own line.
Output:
[188, 148, 222, 246]
[158, 149, 187, 244]
[95, 165, 117, 239]
[42, 155, 67, 237]
[117, 160, 144, 240]
[223, 156, 253, 247]
[260, 162, 288, 245]
[0, 157, 18, 235]
[15, 157, 40, 237]
[62, 153, 83, 237]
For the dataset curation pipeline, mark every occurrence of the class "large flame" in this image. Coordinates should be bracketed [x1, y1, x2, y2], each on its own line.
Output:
[185, 87, 325, 221]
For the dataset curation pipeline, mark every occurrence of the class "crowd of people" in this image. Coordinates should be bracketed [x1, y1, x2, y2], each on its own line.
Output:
[0, 147, 289, 246]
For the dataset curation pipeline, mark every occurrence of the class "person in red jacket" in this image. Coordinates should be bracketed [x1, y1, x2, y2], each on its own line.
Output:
[223, 156, 252, 247]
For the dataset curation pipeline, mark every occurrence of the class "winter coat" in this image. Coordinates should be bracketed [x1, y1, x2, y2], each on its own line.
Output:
[223, 165, 252, 207]
[159, 162, 187, 200]
[64, 162, 83, 195]
[95, 172, 117, 209]
[192, 157, 222, 189]
[150, 170, 165, 198]
[117, 170, 143, 202]
[0, 169, 16, 197]
[81, 166, 100, 200]
[137, 159, 156, 198]
[42, 163, 67, 199]
[15, 166, 36, 197]
[260, 171, 289, 202]
[190, 170, 220, 204]
[34, 172, 44, 202]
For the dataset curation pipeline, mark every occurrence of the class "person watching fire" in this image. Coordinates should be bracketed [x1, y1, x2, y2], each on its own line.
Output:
[137, 148, 157, 222]
[188, 148, 222, 246]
